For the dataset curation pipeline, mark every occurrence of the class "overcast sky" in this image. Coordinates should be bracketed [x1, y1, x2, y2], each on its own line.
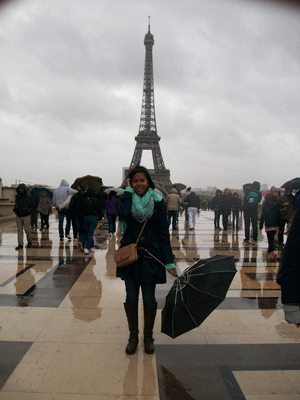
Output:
[0, 0, 299, 191]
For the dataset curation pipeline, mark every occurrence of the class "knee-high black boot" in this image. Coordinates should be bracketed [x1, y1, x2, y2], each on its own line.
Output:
[143, 303, 157, 354]
[124, 303, 139, 355]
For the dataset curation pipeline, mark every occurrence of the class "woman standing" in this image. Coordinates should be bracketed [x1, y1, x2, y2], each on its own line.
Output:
[36, 189, 52, 231]
[231, 192, 242, 230]
[106, 191, 119, 236]
[117, 166, 177, 355]
[259, 193, 280, 260]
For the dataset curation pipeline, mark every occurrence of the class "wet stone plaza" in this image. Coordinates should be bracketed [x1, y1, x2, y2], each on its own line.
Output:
[0, 211, 300, 400]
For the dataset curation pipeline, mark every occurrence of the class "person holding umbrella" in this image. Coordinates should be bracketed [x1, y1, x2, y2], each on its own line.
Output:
[36, 189, 52, 231]
[117, 166, 177, 355]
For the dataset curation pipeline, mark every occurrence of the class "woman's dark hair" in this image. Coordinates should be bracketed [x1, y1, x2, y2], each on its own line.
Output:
[108, 190, 117, 199]
[127, 166, 155, 190]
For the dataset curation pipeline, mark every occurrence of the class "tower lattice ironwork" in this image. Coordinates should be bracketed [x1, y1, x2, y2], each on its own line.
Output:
[128, 20, 172, 195]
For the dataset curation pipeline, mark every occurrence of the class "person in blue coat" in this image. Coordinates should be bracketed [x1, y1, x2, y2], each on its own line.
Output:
[117, 166, 177, 355]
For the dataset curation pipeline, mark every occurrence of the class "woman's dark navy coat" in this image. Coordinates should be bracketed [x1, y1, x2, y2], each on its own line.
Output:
[116, 191, 174, 284]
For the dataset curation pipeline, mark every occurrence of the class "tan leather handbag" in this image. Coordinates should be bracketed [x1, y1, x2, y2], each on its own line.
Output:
[114, 221, 147, 267]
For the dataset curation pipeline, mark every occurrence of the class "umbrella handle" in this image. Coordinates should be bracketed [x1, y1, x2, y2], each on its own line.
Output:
[138, 248, 184, 280]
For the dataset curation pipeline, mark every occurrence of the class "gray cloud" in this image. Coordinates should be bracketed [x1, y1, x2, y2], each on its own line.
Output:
[0, 0, 299, 189]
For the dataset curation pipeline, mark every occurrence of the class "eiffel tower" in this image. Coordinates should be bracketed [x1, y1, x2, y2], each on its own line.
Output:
[128, 19, 172, 196]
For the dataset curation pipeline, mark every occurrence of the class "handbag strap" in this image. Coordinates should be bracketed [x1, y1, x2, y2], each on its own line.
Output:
[135, 220, 147, 244]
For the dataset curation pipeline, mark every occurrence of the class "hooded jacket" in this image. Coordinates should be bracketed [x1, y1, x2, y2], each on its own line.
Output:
[13, 184, 36, 217]
[52, 179, 77, 208]
[260, 194, 280, 230]
[211, 190, 222, 211]
[165, 188, 181, 211]
[81, 187, 102, 219]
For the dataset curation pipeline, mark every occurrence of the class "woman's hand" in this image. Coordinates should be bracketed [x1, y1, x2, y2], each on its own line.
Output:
[168, 268, 178, 277]
[126, 178, 131, 188]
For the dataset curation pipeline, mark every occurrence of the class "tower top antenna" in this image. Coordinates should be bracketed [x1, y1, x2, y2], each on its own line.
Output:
[148, 16, 150, 32]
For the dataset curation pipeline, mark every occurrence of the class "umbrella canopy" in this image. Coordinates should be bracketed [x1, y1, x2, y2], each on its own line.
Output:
[281, 177, 300, 190]
[30, 187, 53, 202]
[71, 175, 103, 190]
[172, 183, 186, 192]
[104, 187, 124, 196]
[161, 254, 237, 339]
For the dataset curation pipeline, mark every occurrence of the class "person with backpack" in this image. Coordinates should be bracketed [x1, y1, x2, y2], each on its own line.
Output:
[243, 181, 262, 244]
[13, 183, 36, 250]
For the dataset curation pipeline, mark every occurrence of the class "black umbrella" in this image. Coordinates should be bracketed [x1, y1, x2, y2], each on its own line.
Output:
[30, 187, 53, 202]
[161, 255, 237, 339]
[71, 175, 103, 190]
[281, 177, 300, 190]
[172, 183, 187, 192]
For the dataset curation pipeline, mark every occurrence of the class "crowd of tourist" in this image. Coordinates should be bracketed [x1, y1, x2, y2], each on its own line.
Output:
[12, 173, 300, 331]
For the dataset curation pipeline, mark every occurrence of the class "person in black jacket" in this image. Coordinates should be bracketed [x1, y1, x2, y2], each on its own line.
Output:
[184, 190, 201, 230]
[220, 188, 233, 231]
[69, 181, 86, 242]
[259, 193, 280, 260]
[232, 192, 242, 230]
[79, 187, 102, 254]
[117, 166, 177, 355]
[211, 189, 222, 230]
[13, 183, 36, 250]
[277, 207, 300, 326]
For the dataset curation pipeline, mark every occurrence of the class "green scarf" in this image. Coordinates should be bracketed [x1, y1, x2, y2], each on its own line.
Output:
[131, 188, 163, 222]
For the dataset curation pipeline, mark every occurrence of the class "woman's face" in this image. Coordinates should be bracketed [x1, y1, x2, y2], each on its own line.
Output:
[131, 172, 149, 196]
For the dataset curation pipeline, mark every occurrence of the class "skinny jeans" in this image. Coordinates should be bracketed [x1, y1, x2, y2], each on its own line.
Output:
[125, 279, 157, 307]
[58, 208, 71, 239]
[81, 215, 97, 250]
[214, 210, 221, 228]
[167, 210, 178, 229]
[267, 230, 276, 253]
[107, 213, 117, 234]
[244, 214, 258, 241]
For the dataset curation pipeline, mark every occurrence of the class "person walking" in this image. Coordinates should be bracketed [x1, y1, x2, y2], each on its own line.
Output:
[106, 191, 118, 236]
[13, 183, 36, 250]
[117, 166, 177, 355]
[278, 188, 294, 245]
[52, 179, 77, 241]
[165, 188, 181, 230]
[79, 187, 102, 254]
[220, 188, 233, 231]
[184, 189, 201, 230]
[259, 193, 280, 260]
[182, 187, 191, 224]
[231, 192, 242, 230]
[36, 189, 52, 231]
[68, 181, 86, 242]
[211, 189, 222, 230]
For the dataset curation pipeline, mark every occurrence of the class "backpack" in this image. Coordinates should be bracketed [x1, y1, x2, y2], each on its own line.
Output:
[246, 191, 259, 206]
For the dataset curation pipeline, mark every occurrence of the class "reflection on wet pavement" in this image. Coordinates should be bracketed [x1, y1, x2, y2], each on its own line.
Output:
[0, 211, 299, 399]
